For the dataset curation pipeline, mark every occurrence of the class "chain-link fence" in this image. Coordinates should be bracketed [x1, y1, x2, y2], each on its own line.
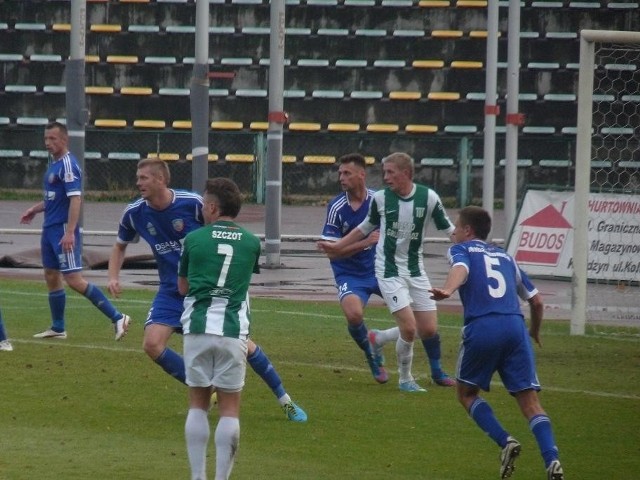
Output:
[0, 126, 577, 205]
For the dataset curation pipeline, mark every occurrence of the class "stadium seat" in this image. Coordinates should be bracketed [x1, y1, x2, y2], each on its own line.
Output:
[619, 161, 640, 169]
[374, 60, 406, 68]
[128, 25, 160, 33]
[317, 28, 349, 36]
[186, 153, 219, 162]
[621, 95, 640, 102]
[350, 91, 384, 99]
[90, 24, 122, 33]
[221, 57, 253, 66]
[107, 55, 139, 64]
[520, 31, 540, 39]
[289, 122, 322, 132]
[303, 155, 336, 164]
[393, 29, 426, 38]
[591, 160, 612, 168]
[382, 0, 414, 6]
[444, 125, 478, 134]
[282, 155, 297, 163]
[5, 85, 37, 93]
[419, 0, 451, 6]
[499, 158, 533, 167]
[284, 90, 306, 98]
[335, 59, 368, 68]
[121, 87, 153, 96]
[30, 54, 63, 62]
[209, 89, 230, 97]
[182, 57, 215, 65]
[108, 152, 141, 161]
[29, 150, 51, 158]
[466, 92, 486, 101]
[517, 93, 538, 101]
[85, 55, 100, 63]
[84, 151, 103, 161]
[539, 159, 571, 168]
[405, 124, 438, 133]
[312, 90, 345, 99]
[354, 29, 387, 37]
[568, 2, 600, 9]
[144, 56, 177, 64]
[366, 124, 400, 133]
[456, 0, 487, 6]
[307, 0, 338, 5]
[159, 88, 189, 96]
[94, 119, 127, 128]
[0, 53, 23, 61]
[431, 30, 464, 38]
[522, 126, 556, 134]
[0, 117, 10, 126]
[133, 120, 166, 129]
[235, 89, 267, 97]
[593, 94, 616, 102]
[428, 92, 461, 101]
[297, 59, 330, 67]
[0, 149, 23, 158]
[259, 58, 292, 66]
[17, 117, 49, 126]
[451, 61, 483, 69]
[250, 122, 268, 130]
[43, 85, 67, 94]
[211, 121, 244, 130]
[121, 0, 151, 3]
[285, 28, 312, 35]
[327, 123, 360, 132]
[601, 127, 634, 135]
[225, 154, 255, 163]
[420, 157, 454, 167]
[607, 1, 639, 8]
[15, 22, 46, 31]
[85, 86, 114, 95]
[544, 93, 577, 102]
[531, 1, 562, 7]
[147, 153, 180, 161]
[389, 91, 422, 100]
[527, 62, 560, 70]
[546, 32, 578, 39]
[604, 64, 637, 71]
[412, 60, 445, 69]
[345, 0, 376, 6]
[0, 22, 7, 31]
[172, 120, 192, 129]
[166, 25, 196, 34]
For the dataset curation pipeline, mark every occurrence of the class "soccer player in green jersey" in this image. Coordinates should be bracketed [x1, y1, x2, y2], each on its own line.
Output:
[178, 177, 261, 480]
[322, 152, 455, 392]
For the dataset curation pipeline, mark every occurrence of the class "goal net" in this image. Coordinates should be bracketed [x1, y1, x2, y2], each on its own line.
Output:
[571, 30, 640, 337]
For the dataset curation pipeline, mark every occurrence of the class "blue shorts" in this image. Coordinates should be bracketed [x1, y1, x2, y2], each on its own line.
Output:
[41, 224, 82, 273]
[456, 315, 541, 394]
[144, 290, 184, 333]
[335, 274, 381, 306]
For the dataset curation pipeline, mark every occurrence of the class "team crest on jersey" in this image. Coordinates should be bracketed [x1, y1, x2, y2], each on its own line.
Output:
[146, 222, 157, 236]
[172, 218, 185, 232]
[64, 171, 75, 183]
[415, 207, 425, 218]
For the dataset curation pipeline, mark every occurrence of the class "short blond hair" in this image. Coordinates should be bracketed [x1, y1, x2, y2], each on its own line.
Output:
[137, 157, 171, 185]
[382, 152, 414, 177]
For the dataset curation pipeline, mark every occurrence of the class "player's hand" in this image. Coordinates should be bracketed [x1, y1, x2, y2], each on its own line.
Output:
[317, 240, 333, 253]
[429, 287, 451, 300]
[107, 279, 121, 298]
[366, 230, 380, 246]
[529, 328, 542, 347]
[20, 209, 36, 224]
[59, 231, 75, 252]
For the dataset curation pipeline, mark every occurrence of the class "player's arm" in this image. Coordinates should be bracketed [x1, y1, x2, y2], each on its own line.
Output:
[20, 200, 45, 224]
[107, 242, 128, 298]
[177, 276, 189, 296]
[527, 293, 544, 347]
[429, 264, 468, 300]
[317, 226, 367, 256]
[60, 195, 81, 251]
[320, 230, 379, 259]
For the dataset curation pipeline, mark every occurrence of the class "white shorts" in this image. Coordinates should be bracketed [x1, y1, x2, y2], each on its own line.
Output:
[377, 275, 437, 313]
[184, 334, 248, 392]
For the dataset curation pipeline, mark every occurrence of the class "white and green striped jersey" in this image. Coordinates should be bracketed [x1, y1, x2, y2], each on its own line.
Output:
[179, 220, 261, 337]
[358, 184, 454, 278]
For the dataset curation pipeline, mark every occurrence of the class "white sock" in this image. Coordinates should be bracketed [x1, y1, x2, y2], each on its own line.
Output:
[375, 326, 400, 345]
[215, 416, 240, 480]
[185, 408, 209, 480]
[278, 393, 292, 407]
[396, 337, 414, 384]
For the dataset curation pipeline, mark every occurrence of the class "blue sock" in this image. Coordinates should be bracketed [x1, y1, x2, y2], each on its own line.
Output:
[421, 333, 443, 378]
[247, 345, 286, 399]
[530, 414, 559, 467]
[84, 283, 121, 321]
[49, 289, 66, 332]
[469, 397, 510, 447]
[155, 348, 186, 384]
[348, 322, 373, 358]
[0, 310, 7, 341]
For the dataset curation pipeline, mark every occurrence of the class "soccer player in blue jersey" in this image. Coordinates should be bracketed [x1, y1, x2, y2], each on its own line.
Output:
[429, 206, 563, 480]
[318, 153, 399, 384]
[0, 306, 13, 351]
[107, 158, 307, 422]
[20, 122, 130, 341]
[321, 152, 455, 392]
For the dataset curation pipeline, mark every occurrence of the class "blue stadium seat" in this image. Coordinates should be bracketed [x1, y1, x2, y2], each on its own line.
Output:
[539, 159, 571, 168]
[29, 150, 50, 159]
[393, 29, 426, 38]
[30, 54, 63, 62]
[0, 149, 23, 158]
[373, 60, 406, 68]
[522, 126, 556, 134]
[259, 58, 292, 66]
[144, 56, 177, 64]
[242, 27, 270, 35]
[18, 117, 50, 126]
[607, 2, 639, 8]
[499, 158, 533, 168]
[209, 89, 230, 97]
[285, 28, 312, 35]
[5, 85, 37, 93]
[350, 91, 384, 99]
[43, 85, 66, 94]
[544, 93, 576, 102]
[317, 28, 349, 36]
[335, 59, 368, 67]
[166, 25, 196, 34]
[568, 2, 601, 9]
[297, 59, 330, 67]
[159, 88, 189, 96]
[312, 90, 345, 99]
[221, 57, 253, 66]
[128, 25, 160, 33]
[235, 89, 268, 97]
[15, 22, 46, 31]
[420, 157, 455, 167]
[108, 152, 142, 161]
[444, 125, 478, 134]
[354, 29, 387, 37]
[210, 26, 236, 34]
[0, 53, 23, 61]
[284, 90, 306, 98]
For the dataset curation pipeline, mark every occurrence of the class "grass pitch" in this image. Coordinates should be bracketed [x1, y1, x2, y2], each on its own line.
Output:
[0, 278, 638, 479]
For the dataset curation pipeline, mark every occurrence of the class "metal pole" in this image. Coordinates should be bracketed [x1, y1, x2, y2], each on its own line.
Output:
[482, 0, 499, 224]
[190, 0, 210, 194]
[264, 0, 286, 268]
[67, 0, 87, 231]
[504, 0, 521, 239]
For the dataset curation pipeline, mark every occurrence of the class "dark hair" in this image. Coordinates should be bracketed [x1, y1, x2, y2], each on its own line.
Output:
[204, 177, 242, 218]
[458, 206, 492, 240]
[45, 121, 68, 135]
[338, 153, 366, 169]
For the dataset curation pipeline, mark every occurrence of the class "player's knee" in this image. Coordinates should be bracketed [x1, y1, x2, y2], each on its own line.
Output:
[143, 338, 165, 359]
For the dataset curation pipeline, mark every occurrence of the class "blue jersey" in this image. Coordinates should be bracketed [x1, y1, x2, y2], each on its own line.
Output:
[320, 189, 376, 279]
[448, 240, 538, 325]
[42, 153, 82, 228]
[116, 190, 204, 296]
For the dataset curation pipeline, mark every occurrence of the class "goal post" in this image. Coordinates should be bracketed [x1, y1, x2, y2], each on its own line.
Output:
[571, 30, 640, 335]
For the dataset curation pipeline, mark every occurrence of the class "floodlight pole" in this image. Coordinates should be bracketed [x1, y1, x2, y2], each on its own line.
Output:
[191, 0, 210, 194]
[264, 0, 286, 268]
[67, 0, 88, 229]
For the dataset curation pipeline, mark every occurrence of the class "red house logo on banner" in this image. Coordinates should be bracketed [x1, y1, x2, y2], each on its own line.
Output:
[514, 203, 573, 266]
